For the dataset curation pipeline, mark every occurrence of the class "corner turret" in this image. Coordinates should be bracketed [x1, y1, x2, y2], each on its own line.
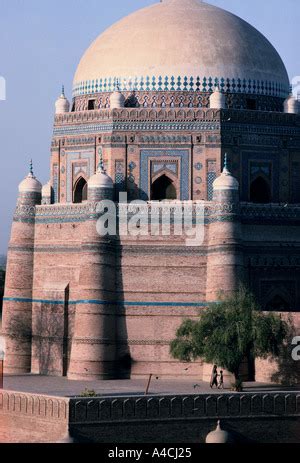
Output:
[213, 154, 239, 203]
[284, 92, 299, 114]
[209, 85, 226, 109]
[55, 85, 70, 114]
[88, 153, 114, 201]
[18, 160, 42, 206]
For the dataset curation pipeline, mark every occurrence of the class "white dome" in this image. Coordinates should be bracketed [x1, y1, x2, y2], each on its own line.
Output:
[19, 173, 42, 194]
[73, 0, 289, 98]
[110, 90, 125, 109]
[55, 88, 70, 114]
[213, 166, 239, 191]
[284, 95, 299, 114]
[206, 421, 236, 444]
[88, 168, 114, 189]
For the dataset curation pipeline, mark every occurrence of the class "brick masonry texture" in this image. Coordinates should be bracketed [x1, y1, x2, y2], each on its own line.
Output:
[0, 391, 69, 443]
[3, 200, 300, 382]
[2, 104, 300, 383]
[69, 392, 300, 443]
[1, 390, 299, 443]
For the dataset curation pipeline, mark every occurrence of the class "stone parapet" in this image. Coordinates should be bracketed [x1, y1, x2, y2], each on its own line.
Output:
[53, 107, 300, 129]
[0, 390, 69, 443]
[26, 201, 300, 225]
[69, 392, 300, 424]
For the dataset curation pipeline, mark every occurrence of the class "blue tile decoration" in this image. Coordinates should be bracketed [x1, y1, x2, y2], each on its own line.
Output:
[129, 161, 136, 172]
[207, 172, 217, 200]
[73, 76, 289, 98]
[53, 164, 59, 203]
[140, 150, 189, 200]
[194, 162, 203, 171]
[3, 296, 210, 308]
[207, 160, 217, 201]
[115, 160, 125, 191]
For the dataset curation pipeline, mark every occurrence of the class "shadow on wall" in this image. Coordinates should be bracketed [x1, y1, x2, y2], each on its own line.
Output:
[115, 227, 133, 379]
[6, 300, 68, 376]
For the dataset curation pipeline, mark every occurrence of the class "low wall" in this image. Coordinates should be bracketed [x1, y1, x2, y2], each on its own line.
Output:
[0, 390, 69, 443]
[1, 390, 300, 443]
[69, 392, 300, 443]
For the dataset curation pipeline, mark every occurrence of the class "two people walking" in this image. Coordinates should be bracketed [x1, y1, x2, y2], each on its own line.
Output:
[210, 365, 224, 389]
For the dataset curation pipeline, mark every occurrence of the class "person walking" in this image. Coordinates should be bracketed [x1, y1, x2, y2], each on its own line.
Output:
[218, 370, 224, 389]
[210, 365, 218, 389]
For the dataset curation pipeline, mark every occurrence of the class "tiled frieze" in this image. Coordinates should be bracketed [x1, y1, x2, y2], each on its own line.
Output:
[73, 76, 288, 98]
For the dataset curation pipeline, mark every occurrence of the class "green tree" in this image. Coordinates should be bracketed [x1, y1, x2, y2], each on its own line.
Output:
[170, 287, 290, 390]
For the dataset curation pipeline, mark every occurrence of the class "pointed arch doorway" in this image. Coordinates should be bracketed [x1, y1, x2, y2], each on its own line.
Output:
[250, 176, 271, 203]
[151, 174, 177, 201]
[73, 177, 87, 203]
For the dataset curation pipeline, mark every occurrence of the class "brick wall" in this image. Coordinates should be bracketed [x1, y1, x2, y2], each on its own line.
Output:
[0, 390, 69, 443]
[69, 392, 300, 443]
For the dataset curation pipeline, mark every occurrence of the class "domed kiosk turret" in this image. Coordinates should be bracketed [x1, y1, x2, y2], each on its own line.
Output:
[213, 154, 239, 203]
[284, 93, 299, 114]
[3, 160, 42, 374]
[209, 85, 226, 109]
[206, 155, 242, 302]
[55, 86, 70, 114]
[110, 85, 125, 109]
[88, 154, 114, 201]
[18, 160, 42, 206]
[206, 421, 236, 444]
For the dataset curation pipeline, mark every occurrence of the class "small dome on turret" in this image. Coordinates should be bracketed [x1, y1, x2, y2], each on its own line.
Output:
[209, 85, 226, 109]
[284, 93, 299, 114]
[206, 421, 236, 444]
[88, 156, 114, 201]
[110, 84, 125, 109]
[19, 161, 42, 193]
[213, 155, 239, 191]
[88, 165, 114, 190]
[55, 86, 70, 114]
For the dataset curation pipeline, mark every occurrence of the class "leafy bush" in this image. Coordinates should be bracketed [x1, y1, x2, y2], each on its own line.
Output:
[79, 388, 97, 397]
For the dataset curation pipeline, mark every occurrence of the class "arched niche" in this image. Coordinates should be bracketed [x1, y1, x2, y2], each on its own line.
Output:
[151, 174, 177, 201]
[250, 176, 271, 203]
[73, 176, 87, 204]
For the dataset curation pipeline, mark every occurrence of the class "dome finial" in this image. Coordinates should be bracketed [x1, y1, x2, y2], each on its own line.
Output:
[61, 84, 65, 97]
[224, 153, 228, 168]
[223, 153, 229, 173]
[29, 159, 34, 177]
[97, 150, 105, 174]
